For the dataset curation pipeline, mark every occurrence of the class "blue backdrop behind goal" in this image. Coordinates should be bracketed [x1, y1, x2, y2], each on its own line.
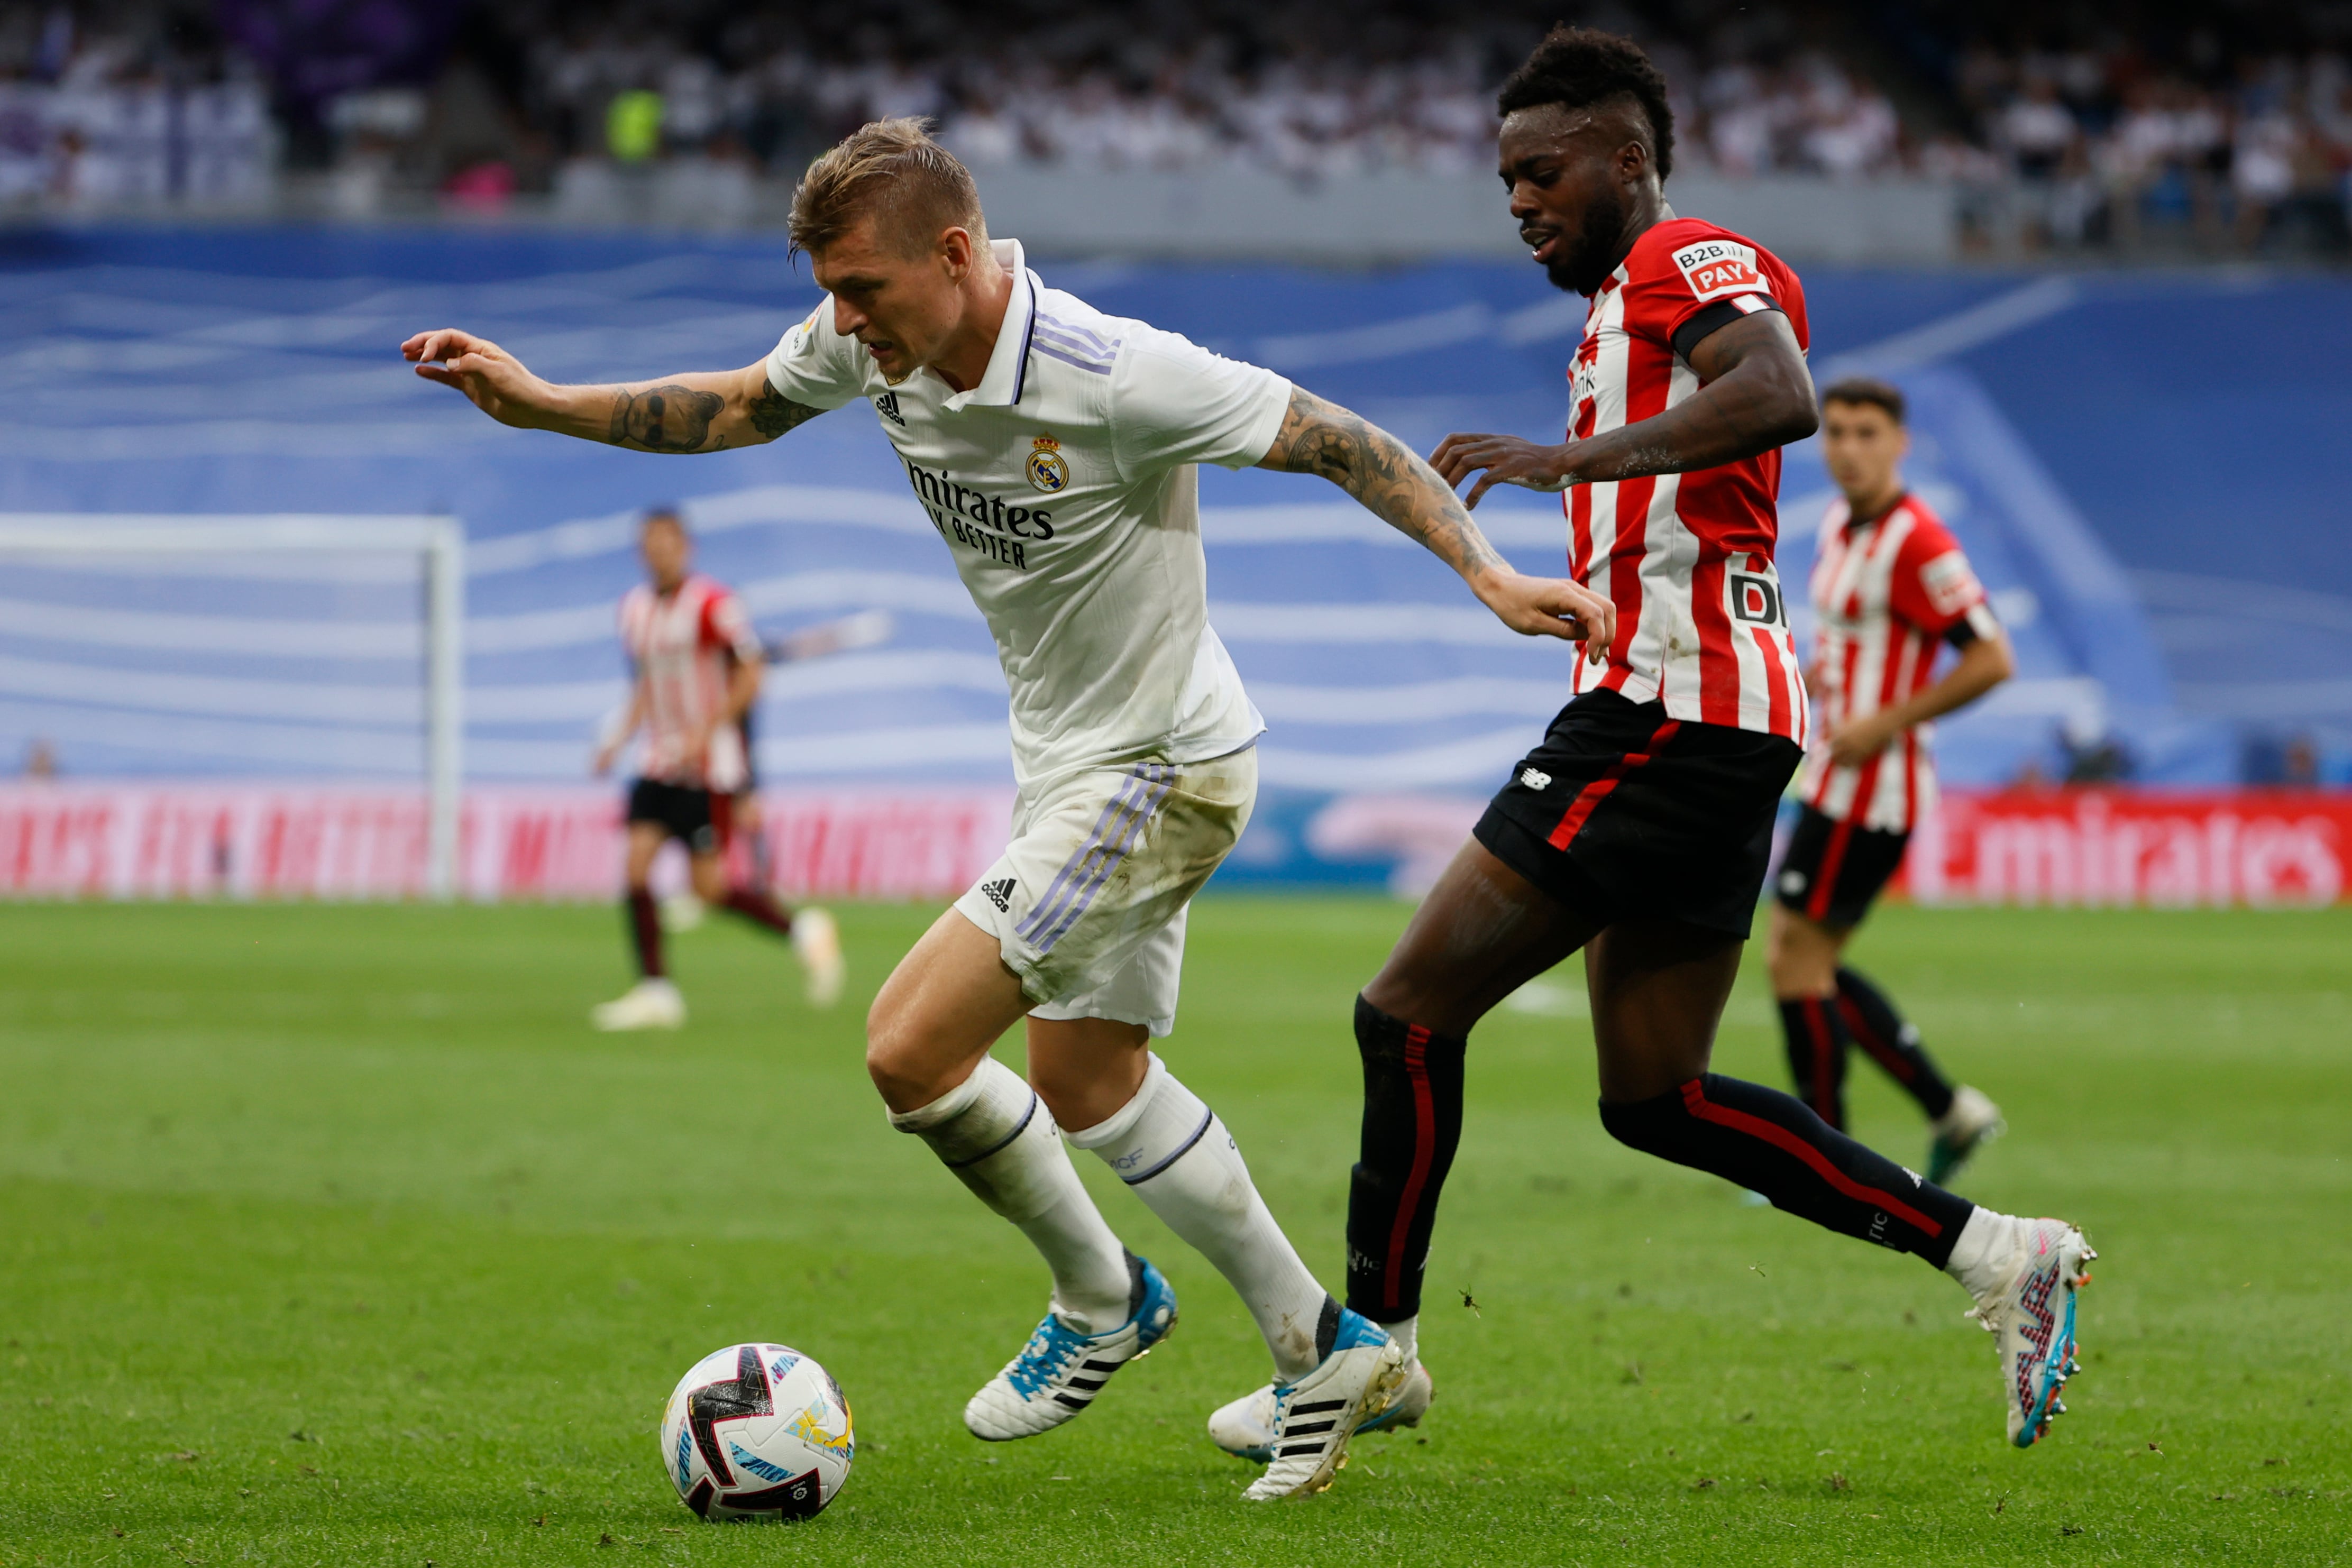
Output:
[2, 225, 2346, 882]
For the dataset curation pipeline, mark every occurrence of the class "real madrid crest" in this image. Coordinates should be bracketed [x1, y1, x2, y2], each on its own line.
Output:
[1026, 434, 1070, 494]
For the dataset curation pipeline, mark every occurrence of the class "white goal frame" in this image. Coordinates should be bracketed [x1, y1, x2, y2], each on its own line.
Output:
[0, 514, 466, 900]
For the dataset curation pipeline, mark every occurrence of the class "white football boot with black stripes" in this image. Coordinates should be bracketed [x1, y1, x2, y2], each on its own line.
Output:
[1210, 1357, 1434, 1463]
[963, 1251, 1177, 1441]
[1242, 1304, 1407, 1501]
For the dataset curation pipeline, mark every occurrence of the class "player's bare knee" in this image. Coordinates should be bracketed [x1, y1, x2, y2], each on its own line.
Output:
[1360, 967, 1456, 1034]
[688, 857, 726, 902]
[1027, 1071, 1101, 1135]
[862, 1003, 930, 1108]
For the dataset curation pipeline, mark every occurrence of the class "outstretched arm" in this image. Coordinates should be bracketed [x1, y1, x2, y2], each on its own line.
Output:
[402, 329, 827, 454]
[1258, 387, 1615, 654]
[1431, 310, 1819, 507]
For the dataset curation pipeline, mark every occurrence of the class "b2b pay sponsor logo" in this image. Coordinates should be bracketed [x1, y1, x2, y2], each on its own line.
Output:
[1672, 240, 1764, 301]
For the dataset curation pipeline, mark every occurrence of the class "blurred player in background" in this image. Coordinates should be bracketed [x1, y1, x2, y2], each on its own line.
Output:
[402, 121, 1611, 1497]
[1770, 378, 2012, 1181]
[590, 508, 843, 1029]
[1229, 26, 2093, 1463]
[663, 608, 893, 934]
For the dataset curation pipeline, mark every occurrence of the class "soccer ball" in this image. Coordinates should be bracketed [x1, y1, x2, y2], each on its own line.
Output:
[659, 1343, 854, 1521]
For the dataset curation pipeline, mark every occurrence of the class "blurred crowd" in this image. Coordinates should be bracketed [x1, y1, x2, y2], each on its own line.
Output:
[1950, 43, 2352, 251]
[0, 0, 2347, 255]
[0, 6, 269, 205]
[505, 33, 1910, 183]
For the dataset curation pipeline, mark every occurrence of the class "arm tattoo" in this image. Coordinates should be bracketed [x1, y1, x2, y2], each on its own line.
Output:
[1264, 389, 1506, 576]
[748, 380, 825, 439]
[608, 384, 727, 452]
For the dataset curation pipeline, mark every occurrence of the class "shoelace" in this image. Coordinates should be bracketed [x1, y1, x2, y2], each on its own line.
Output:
[1003, 1317, 1088, 1399]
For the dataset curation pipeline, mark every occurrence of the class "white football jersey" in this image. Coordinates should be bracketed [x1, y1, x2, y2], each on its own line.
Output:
[763, 239, 1285, 786]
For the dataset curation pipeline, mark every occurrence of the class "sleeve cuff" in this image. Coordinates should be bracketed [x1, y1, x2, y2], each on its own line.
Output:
[1944, 602, 2001, 648]
[1670, 293, 1782, 362]
[1227, 374, 1296, 470]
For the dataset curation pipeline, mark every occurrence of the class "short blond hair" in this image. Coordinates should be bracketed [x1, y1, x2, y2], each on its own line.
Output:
[789, 118, 987, 259]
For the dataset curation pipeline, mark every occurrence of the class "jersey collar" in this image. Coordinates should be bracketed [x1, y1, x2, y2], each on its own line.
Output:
[938, 238, 1035, 413]
[1844, 491, 1908, 532]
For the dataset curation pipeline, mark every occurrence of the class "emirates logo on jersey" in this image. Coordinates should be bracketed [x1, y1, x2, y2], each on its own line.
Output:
[1671, 239, 1765, 302]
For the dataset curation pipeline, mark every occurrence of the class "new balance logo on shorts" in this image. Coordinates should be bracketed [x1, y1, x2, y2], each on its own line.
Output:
[980, 878, 1016, 912]
[1520, 767, 1553, 791]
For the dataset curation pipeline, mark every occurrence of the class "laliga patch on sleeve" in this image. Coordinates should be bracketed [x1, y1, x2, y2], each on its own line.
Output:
[1671, 238, 1767, 301]
[785, 306, 823, 359]
[1919, 550, 1983, 617]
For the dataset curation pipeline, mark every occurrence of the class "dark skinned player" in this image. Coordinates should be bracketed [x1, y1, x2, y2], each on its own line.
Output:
[1209, 28, 2091, 1461]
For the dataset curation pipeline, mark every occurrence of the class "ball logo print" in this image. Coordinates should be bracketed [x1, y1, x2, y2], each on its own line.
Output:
[1026, 433, 1070, 493]
[660, 1343, 854, 1521]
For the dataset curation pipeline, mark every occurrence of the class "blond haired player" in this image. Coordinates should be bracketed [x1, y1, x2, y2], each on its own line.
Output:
[401, 118, 1613, 1499]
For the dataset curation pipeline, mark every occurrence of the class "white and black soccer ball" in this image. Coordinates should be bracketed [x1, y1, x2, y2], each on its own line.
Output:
[659, 1343, 854, 1521]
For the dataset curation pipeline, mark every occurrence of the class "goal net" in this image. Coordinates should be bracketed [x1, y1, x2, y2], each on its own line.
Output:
[0, 515, 464, 899]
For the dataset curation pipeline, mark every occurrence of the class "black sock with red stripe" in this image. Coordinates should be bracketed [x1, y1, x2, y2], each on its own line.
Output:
[1599, 1074, 1973, 1268]
[1777, 995, 1851, 1131]
[718, 886, 794, 937]
[1836, 968, 1955, 1121]
[626, 889, 665, 979]
[1343, 996, 1466, 1324]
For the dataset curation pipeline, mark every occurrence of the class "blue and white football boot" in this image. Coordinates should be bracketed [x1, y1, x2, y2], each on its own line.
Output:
[1241, 1304, 1407, 1501]
[963, 1251, 1177, 1441]
[1209, 1359, 1434, 1464]
[1965, 1215, 2095, 1448]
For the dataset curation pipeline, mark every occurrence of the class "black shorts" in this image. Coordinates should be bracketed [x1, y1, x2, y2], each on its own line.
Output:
[626, 778, 731, 856]
[1474, 690, 1801, 938]
[1772, 802, 1908, 929]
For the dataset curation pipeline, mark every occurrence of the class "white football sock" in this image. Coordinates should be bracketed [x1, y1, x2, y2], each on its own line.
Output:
[1067, 1053, 1331, 1380]
[1385, 1314, 1419, 1366]
[890, 1056, 1132, 1334]
[1942, 1206, 2017, 1301]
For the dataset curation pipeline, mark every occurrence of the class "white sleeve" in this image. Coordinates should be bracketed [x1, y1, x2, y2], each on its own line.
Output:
[762, 298, 868, 410]
[1108, 327, 1293, 476]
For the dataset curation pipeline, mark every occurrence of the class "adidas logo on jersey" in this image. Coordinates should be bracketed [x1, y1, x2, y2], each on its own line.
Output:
[981, 878, 1016, 912]
[1520, 767, 1553, 791]
[873, 391, 907, 427]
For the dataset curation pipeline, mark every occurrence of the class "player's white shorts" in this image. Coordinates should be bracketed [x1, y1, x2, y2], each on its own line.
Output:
[953, 747, 1257, 1037]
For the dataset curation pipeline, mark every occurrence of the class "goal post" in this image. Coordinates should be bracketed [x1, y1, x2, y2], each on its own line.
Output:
[0, 514, 467, 900]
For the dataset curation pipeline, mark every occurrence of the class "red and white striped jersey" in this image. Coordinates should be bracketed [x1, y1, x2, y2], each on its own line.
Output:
[1564, 217, 1811, 745]
[1798, 492, 2001, 831]
[618, 574, 762, 791]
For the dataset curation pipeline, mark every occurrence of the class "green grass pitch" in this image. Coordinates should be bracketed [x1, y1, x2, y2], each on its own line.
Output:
[1, 896, 2346, 1565]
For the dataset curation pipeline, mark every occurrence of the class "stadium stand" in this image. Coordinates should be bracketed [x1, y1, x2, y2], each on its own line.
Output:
[2, 2, 2346, 258]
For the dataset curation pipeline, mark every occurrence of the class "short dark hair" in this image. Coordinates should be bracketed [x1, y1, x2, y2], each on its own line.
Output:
[1496, 26, 1676, 181]
[642, 506, 688, 534]
[1820, 378, 1907, 424]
